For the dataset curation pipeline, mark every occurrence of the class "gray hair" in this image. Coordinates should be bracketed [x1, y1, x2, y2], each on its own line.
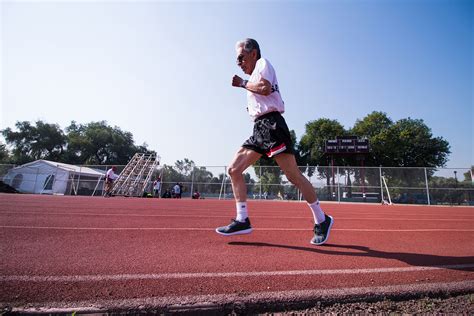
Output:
[236, 38, 261, 59]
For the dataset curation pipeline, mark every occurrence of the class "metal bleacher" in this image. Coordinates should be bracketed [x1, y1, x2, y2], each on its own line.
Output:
[110, 153, 160, 197]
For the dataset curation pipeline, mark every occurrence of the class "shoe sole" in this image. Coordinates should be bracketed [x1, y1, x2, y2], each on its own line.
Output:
[215, 228, 253, 236]
[310, 215, 334, 246]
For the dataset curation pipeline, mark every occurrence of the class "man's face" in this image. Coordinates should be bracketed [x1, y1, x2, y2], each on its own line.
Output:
[236, 45, 257, 75]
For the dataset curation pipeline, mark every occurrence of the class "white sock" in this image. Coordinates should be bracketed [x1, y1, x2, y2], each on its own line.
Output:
[308, 200, 325, 224]
[236, 202, 248, 222]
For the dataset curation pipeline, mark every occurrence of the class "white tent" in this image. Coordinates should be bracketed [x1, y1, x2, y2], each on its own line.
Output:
[2, 160, 105, 195]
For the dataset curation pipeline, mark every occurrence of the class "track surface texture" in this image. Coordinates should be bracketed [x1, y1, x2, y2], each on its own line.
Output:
[0, 193, 473, 314]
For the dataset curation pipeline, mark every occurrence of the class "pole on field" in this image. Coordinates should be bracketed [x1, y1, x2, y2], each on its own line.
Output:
[219, 166, 227, 200]
[381, 176, 392, 205]
[424, 168, 431, 205]
[337, 166, 340, 203]
[379, 166, 384, 203]
[190, 170, 195, 199]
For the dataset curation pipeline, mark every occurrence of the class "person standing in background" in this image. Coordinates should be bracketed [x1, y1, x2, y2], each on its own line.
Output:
[104, 166, 119, 197]
[153, 176, 161, 198]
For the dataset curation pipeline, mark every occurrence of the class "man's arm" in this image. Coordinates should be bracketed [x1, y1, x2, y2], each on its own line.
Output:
[232, 75, 271, 96]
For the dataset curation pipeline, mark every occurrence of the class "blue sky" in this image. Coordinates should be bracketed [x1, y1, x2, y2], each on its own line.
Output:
[1, 0, 472, 168]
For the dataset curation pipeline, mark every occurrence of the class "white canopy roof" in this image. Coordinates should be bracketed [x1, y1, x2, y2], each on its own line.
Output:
[13, 160, 105, 177]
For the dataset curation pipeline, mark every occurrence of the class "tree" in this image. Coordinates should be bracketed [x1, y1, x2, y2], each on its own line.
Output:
[2, 120, 155, 165]
[299, 118, 346, 167]
[160, 164, 186, 186]
[0, 141, 10, 163]
[158, 158, 252, 197]
[350, 112, 451, 191]
[351, 112, 450, 168]
[2, 121, 66, 164]
[351, 111, 393, 139]
[428, 175, 471, 205]
[64, 121, 154, 165]
[174, 158, 195, 177]
[298, 118, 346, 199]
[191, 166, 215, 193]
[350, 111, 392, 166]
[297, 112, 451, 200]
[464, 167, 473, 183]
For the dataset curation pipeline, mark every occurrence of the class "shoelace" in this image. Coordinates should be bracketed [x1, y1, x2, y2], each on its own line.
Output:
[314, 223, 323, 234]
[230, 219, 241, 226]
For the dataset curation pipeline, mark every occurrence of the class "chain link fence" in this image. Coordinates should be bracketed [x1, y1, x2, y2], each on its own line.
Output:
[1, 163, 472, 206]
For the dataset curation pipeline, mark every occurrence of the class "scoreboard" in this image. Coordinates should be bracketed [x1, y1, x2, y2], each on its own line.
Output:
[324, 136, 369, 154]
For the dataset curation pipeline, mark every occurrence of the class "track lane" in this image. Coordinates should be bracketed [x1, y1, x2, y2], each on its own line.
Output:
[1, 194, 473, 310]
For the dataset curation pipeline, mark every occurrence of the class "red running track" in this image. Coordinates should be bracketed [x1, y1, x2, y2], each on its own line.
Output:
[1, 194, 473, 313]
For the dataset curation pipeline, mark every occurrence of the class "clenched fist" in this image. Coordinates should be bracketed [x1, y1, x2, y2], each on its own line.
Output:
[232, 75, 246, 88]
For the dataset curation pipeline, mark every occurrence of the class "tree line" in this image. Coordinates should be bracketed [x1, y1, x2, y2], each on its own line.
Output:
[0, 111, 452, 167]
[0, 120, 154, 165]
[2, 112, 471, 203]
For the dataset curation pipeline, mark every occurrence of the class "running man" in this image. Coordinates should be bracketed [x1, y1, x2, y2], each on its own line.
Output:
[215, 38, 334, 245]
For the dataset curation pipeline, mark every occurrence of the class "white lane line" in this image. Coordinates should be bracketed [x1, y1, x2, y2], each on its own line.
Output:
[2, 264, 473, 282]
[1, 225, 474, 232]
[0, 211, 473, 221]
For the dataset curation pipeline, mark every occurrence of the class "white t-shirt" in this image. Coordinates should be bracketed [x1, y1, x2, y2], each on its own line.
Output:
[247, 58, 285, 120]
[106, 168, 118, 181]
[173, 184, 181, 194]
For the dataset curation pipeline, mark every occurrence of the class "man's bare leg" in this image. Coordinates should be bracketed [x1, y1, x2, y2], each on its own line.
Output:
[274, 153, 317, 203]
[228, 147, 262, 202]
[274, 153, 333, 245]
[215, 147, 261, 236]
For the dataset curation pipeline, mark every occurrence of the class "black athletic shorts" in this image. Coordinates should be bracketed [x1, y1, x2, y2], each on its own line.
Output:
[242, 111, 295, 158]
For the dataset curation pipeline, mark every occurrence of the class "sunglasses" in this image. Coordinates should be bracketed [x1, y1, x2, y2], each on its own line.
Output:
[236, 54, 246, 64]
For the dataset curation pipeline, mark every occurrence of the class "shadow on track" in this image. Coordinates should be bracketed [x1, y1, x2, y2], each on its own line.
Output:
[228, 242, 474, 271]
